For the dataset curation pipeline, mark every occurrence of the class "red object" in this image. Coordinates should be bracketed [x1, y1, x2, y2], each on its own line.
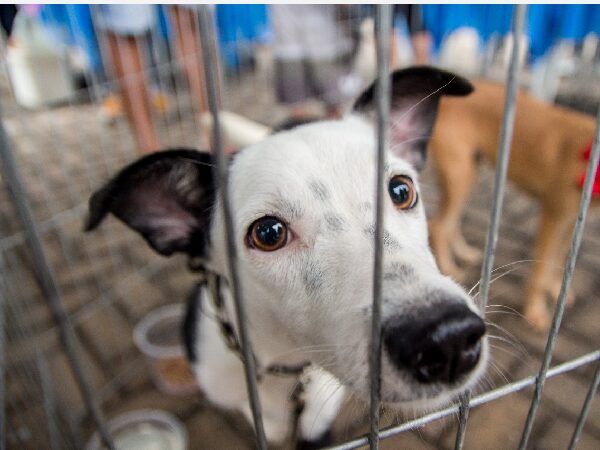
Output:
[578, 141, 600, 197]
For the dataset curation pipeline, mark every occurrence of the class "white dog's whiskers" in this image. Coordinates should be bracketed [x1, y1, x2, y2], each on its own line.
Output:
[307, 381, 347, 437]
[468, 259, 535, 297]
[487, 323, 531, 358]
[390, 77, 457, 129]
[268, 343, 345, 363]
[487, 339, 525, 363]
[486, 303, 524, 316]
[389, 135, 433, 153]
[180, 157, 216, 168]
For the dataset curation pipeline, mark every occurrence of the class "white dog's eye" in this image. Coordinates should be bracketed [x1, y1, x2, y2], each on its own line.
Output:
[247, 216, 288, 251]
[389, 175, 418, 210]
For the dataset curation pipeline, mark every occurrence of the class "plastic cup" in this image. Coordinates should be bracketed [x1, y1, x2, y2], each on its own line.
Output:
[86, 409, 188, 450]
[133, 304, 198, 395]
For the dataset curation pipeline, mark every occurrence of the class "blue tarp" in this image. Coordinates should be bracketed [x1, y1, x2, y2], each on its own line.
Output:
[215, 4, 270, 69]
[37, 4, 271, 72]
[34, 4, 600, 73]
[422, 4, 600, 61]
[38, 4, 103, 73]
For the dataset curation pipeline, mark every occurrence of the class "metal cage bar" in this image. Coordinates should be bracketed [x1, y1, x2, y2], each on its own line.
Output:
[454, 4, 528, 449]
[518, 95, 600, 450]
[1, 4, 600, 449]
[0, 106, 115, 449]
[1, 255, 5, 450]
[197, 6, 268, 450]
[568, 360, 600, 450]
[328, 350, 600, 450]
[36, 351, 60, 450]
[369, 5, 393, 450]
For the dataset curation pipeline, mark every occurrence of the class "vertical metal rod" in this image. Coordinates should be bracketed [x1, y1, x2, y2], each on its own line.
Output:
[0, 260, 5, 450]
[518, 102, 600, 450]
[454, 5, 527, 449]
[159, 4, 189, 144]
[369, 5, 392, 450]
[0, 109, 115, 450]
[149, 5, 177, 146]
[477, 2, 527, 328]
[453, 395, 471, 450]
[197, 7, 267, 450]
[191, 6, 217, 148]
[567, 361, 600, 450]
[36, 352, 60, 450]
[2, 250, 77, 446]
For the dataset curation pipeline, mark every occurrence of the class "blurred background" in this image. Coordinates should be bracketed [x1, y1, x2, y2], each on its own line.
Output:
[2, 4, 600, 450]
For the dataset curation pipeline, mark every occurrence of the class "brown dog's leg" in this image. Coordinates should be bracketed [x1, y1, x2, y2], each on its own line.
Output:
[452, 230, 483, 265]
[546, 216, 576, 307]
[429, 145, 478, 281]
[524, 208, 573, 330]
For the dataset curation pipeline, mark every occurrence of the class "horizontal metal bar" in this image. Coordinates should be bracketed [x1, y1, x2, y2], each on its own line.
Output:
[70, 259, 169, 324]
[327, 350, 600, 450]
[0, 202, 86, 250]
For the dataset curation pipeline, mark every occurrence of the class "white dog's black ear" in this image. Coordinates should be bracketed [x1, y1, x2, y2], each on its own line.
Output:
[353, 66, 473, 170]
[84, 149, 215, 258]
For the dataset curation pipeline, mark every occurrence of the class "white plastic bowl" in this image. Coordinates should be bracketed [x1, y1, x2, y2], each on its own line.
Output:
[86, 409, 187, 450]
[133, 305, 198, 395]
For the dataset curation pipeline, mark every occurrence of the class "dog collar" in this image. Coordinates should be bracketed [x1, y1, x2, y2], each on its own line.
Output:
[578, 140, 600, 196]
[196, 267, 312, 439]
[197, 267, 311, 379]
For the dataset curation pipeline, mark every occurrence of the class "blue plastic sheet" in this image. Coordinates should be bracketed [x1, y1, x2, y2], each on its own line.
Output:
[215, 4, 270, 69]
[422, 4, 600, 61]
[33, 4, 600, 73]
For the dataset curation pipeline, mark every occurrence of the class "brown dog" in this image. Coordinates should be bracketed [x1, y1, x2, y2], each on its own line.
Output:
[428, 79, 598, 330]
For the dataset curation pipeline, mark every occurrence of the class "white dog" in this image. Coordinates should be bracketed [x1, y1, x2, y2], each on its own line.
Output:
[86, 67, 488, 448]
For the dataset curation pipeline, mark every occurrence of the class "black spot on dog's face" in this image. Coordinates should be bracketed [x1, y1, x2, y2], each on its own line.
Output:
[383, 262, 416, 283]
[309, 180, 330, 201]
[324, 213, 346, 232]
[303, 259, 324, 297]
[272, 199, 304, 221]
[383, 231, 401, 251]
[383, 232, 402, 251]
[364, 226, 402, 252]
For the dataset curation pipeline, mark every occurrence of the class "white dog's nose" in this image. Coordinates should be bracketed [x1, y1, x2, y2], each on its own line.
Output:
[383, 303, 485, 384]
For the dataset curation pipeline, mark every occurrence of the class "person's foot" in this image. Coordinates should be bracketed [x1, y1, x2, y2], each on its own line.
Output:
[100, 94, 123, 123]
[138, 136, 161, 155]
[151, 91, 171, 114]
[325, 105, 342, 120]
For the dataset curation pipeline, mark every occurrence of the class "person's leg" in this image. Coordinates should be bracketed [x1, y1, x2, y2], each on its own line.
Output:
[170, 6, 209, 113]
[405, 4, 432, 65]
[306, 57, 346, 119]
[106, 32, 159, 154]
[411, 31, 433, 65]
[275, 58, 312, 119]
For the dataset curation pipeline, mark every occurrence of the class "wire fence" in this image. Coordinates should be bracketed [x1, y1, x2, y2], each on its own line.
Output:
[1, 4, 600, 450]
